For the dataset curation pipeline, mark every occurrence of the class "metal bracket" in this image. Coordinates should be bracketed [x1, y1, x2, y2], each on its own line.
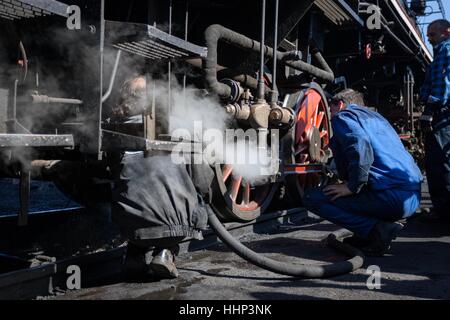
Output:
[0, 134, 74, 148]
[101, 129, 202, 153]
[18, 164, 30, 226]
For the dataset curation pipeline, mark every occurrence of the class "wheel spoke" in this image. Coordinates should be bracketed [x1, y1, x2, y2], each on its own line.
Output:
[293, 88, 330, 199]
[315, 111, 325, 128]
[295, 144, 308, 155]
[243, 182, 250, 205]
[303, 123, 313, 141]
[222, 164, 233, 182]
[312, 104, 319, 127]
[230, 176, 242, 202]
[295, 126, 304, 144]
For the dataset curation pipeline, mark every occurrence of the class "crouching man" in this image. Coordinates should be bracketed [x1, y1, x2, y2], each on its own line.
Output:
[108, 75, 214, 279]
[110, 152, 213, 279]
[303, 89, 423, 256]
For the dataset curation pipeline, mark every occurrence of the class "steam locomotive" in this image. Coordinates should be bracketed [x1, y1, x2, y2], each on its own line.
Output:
[0, 0, 435, 226]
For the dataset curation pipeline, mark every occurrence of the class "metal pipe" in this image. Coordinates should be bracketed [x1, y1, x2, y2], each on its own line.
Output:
[19, 41, 28, 82]
[102, 0, 132, 103]
[404, 73, 409, 130]
[168, 0, 173, 118]
[203, 24, 334, 100]
[408, 68, 415, 134]
[380, 22, 424, 67]
[183, 0, 189, 104]
[257, 0, 267, 101]
[31, 94, 83, 105]
[271, 0, 279, 105]
[13, 79, 18, 120]
[186, 57, 270, 91]
[19, 165, 30, 226]
[380, 23, 414, 56]
[102, 50, 122, 103]
[382, 0, 420, 51]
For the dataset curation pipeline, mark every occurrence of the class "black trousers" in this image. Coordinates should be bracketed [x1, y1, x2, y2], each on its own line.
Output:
[424, 105, 450, 216]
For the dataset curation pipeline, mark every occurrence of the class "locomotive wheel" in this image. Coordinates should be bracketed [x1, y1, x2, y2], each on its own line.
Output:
[284, 83, 332, 200]
[211, 164, 278, 222]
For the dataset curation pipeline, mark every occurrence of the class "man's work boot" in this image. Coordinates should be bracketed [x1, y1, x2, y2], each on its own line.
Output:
[362, 221, 404, 257]
[149, 247, 179, 279]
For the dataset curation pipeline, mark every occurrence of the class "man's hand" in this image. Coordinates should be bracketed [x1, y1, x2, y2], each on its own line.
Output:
[323, 183, 354, 201]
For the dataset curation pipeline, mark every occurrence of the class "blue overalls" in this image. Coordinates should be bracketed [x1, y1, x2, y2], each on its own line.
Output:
[303, 105, 423, 237]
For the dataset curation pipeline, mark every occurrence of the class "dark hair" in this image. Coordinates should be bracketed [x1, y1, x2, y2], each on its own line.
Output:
[429, 19, 450, 31]
[331, 88, 365, 106]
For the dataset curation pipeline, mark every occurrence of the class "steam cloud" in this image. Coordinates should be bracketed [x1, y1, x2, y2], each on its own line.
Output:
[149, 76, 278, 184]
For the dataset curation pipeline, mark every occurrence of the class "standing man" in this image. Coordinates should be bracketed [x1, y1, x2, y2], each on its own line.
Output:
[303, 89, 422, 256]
[419, 19, 450, 220]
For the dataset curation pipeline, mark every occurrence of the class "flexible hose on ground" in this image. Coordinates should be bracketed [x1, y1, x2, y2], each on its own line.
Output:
[207, 208, 365, 278]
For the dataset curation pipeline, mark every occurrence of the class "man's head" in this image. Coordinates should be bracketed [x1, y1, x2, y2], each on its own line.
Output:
[329, 88, 365, 117]
[427, 19, 450, 47]
[113, 76, 147, 117]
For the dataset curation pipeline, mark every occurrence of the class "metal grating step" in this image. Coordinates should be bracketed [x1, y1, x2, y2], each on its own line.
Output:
[0, 0, 68, 21]
[105, 20, 207, 61]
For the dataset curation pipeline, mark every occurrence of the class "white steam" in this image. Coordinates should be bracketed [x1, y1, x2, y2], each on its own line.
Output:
[149, 77, 278, 183]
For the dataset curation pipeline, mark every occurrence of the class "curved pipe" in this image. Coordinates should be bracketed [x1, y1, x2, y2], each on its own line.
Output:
[19, 41, 28, 82]
[207, 207, 364, 278]
[204, 24, 334, 99]
[185, 58, 271, 92]
[102, 50, 122, 103]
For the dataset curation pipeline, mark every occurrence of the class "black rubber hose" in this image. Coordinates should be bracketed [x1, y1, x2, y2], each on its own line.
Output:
[207, 207, 364, 278]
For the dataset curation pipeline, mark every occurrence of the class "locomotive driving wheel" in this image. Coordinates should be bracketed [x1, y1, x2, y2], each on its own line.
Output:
[284, 82, 332, 200]
[211, 152, 279, 222]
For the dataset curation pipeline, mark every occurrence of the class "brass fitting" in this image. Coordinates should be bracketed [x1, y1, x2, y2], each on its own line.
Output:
[269, 106, 295, 128]
[249, 99, 271, 129]
[225, 103, 251, 121]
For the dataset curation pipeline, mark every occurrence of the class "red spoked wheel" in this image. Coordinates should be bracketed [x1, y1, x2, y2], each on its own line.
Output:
[211, 162, 279, 222]
[284, 83, 332, 199]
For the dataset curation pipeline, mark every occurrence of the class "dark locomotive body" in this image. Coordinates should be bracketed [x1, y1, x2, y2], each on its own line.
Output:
[0, 0, 433, 227]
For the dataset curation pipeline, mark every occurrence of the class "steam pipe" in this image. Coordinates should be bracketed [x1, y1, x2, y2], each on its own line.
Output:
[203, 24, 334, 99]
[185, 57, 270, 91]
[271, 0, 279, 105]
[102, 1, 132, 103]
[379, 21, 425, 67]
[257, 0, 267, 101]
[31, 94, 83, 105]
[102, 50, 122, 103]
[380, 23, 414, 56]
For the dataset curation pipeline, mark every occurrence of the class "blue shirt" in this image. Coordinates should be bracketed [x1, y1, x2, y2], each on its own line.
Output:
[420, 38, 450, 106]
[330, 105, 423, 194]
